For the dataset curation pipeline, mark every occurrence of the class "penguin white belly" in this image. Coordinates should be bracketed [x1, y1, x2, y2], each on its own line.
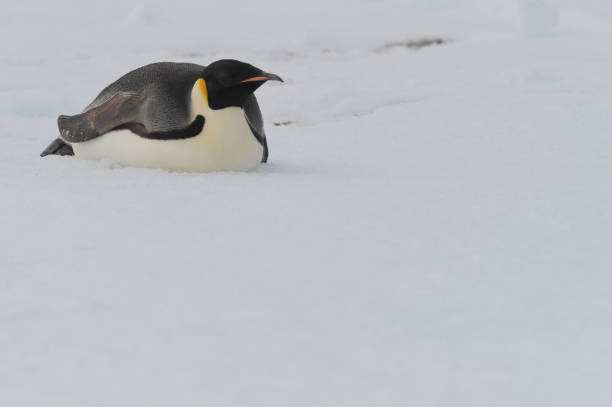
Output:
[72, 108, 262, 172]
[71, 81, 263, 173]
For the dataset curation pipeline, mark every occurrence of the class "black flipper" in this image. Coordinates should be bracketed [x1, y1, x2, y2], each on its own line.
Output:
[40, 138, 74, 157]
[58, 91, 146, 143]
[261, 136, 269, 163]
[57, 89, 204, 143]
[243, 95, 269, 163]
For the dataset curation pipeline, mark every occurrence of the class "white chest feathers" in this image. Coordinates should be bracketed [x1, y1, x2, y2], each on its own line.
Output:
[71, 81, 264, 172]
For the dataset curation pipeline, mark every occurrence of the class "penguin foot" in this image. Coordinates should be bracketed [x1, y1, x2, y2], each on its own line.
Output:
[40, 138, 74, 157]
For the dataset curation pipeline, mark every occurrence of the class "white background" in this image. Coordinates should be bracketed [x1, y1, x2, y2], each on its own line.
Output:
[1, 1, 611, 405]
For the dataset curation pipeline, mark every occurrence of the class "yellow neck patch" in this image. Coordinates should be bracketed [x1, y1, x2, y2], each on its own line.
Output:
[196, 78, 209, 104]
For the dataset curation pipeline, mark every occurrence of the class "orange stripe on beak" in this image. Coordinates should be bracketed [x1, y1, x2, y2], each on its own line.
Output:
[240, 76, 270, 83]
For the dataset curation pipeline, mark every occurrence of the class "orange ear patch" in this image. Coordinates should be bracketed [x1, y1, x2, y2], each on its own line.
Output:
[196, 78, 208, 103]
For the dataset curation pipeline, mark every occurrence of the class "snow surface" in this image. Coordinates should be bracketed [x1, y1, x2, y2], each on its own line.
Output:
[1, 1, 611, 406]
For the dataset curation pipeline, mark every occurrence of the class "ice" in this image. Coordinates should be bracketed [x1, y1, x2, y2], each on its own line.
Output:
[520, 0, 560, 37]
[1, 1, 611, 406]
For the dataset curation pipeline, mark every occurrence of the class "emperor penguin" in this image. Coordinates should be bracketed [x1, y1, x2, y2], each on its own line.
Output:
[40, 59, 283, 172]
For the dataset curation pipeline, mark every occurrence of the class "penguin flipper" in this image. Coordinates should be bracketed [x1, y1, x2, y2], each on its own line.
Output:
[40, 138, 74, 157]
[243, 95, 269, 163]
[58, 91, 147, 143]
[58, 90, 204, 142]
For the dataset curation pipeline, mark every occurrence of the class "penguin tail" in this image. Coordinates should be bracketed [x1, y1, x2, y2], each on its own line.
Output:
[40, 138, 74, 157]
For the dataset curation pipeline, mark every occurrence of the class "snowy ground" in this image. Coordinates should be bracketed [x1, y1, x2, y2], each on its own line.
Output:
[1, 1, 611, 406]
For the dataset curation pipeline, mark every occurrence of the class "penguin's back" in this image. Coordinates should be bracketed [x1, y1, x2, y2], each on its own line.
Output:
[84, 62, 205, 133]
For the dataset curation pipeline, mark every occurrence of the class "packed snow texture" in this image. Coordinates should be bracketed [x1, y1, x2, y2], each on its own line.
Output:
[1, 1, 611, 406]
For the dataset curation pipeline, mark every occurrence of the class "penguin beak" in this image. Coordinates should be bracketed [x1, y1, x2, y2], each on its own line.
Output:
[240, 72, 284, 83]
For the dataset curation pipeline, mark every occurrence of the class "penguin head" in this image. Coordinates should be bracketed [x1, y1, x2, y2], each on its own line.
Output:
[201, 59, 283, 110]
